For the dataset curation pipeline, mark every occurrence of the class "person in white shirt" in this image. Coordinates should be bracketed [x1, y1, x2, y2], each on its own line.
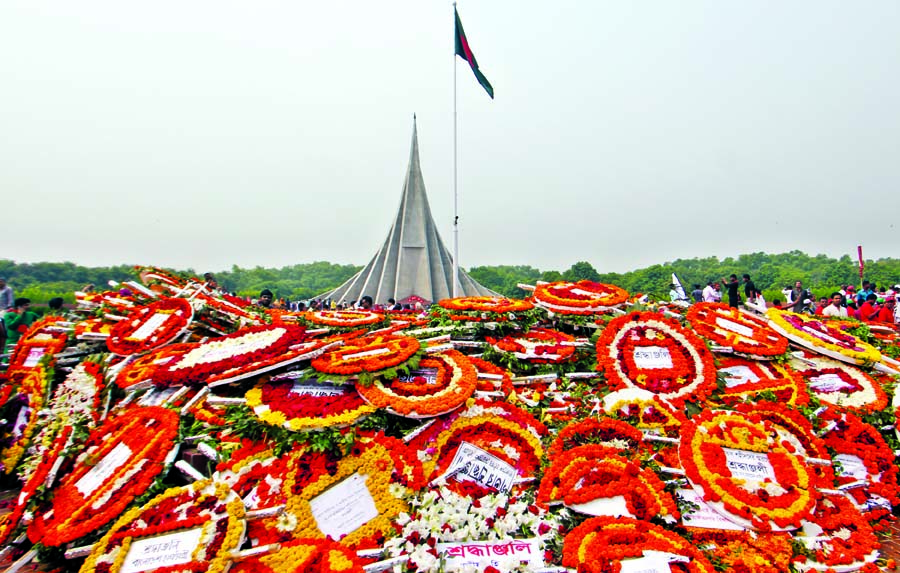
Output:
[701, 282, 716, 303]
[822, 292, 848, 318]
[781, 285, 794, 305]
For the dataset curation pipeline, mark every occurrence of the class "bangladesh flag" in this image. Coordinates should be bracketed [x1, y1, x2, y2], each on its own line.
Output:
[454, 8, 494, 99]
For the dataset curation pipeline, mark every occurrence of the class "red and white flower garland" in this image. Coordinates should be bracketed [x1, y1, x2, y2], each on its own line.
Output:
[106, 297, 194, 355]
[533, 280, 629, 314]
[686, 302, 788, 358]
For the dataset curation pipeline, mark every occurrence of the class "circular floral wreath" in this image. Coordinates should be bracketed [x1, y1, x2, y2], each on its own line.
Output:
[439, 296, 534, 314]
[107, 297, 194, 355]
[793, 356, 887, 414]
[114, 343, 198, 390]
[152, 324, 313, 387]
[600, 388, 686, 437]
[716, 356, 809, 407]
[679, 409, 817, 531]
[794, 494, 879, 572]
[80, 479, 246, 573]
[28, 406, 181, 547]
[246, 378, 376, 430]
[355, 349, 477, 418]
[311, 334, 421, 380]
[302, 309, 387, 330]
[533, 280, 629, 314]
[766, 309, 881, 364]
[562, 516, 717, 573]
[74, 317, 114, 340]
[487, 327, 578, 364]
[538, 444, 679, 521]
[7, 315, 69, 371]
[686, 302, 788, 358]
[596, 311, 717, 407]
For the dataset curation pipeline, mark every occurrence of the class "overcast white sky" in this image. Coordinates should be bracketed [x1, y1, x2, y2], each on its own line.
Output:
[3, 1, 899, 274]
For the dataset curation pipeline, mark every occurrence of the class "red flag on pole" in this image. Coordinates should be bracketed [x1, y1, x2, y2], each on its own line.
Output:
[857, 245, 864, 280]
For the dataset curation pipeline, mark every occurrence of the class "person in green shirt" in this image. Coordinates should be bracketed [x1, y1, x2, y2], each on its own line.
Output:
[3, 298, 38, 357]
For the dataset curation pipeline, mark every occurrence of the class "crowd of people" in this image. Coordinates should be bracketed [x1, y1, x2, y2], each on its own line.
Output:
[683, 275, 900, 325]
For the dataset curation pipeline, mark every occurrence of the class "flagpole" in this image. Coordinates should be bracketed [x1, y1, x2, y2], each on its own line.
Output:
[452, 1, 460, 298]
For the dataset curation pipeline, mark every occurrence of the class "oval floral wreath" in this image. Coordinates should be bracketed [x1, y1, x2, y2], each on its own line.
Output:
[302, 309, 388, 331]
[716, 356, 809, 407]
[79, 479, 246, 573]
[533, 280, 629, 314]
[686, 302, 788, 358]
[28, 406, 181, 547]
[311, 333, 422, 384]
[114, 343, 198, 390]
[679, 409, 817, 531]
[793, 356, 887, 414]
[106, 296, 193, 356]
[766, 309, 881, 364]
[562, 516, 717, 573]
[794, 494, 880, 572]
[7, 316, 69, 371]
[487, 327, 578, 364]
[152, 324, 313, 387]
[246, 377, 376, 431]
[433, 296, 539, 327]
[596, 311, 718, 407]
[355, 349, 477, 418]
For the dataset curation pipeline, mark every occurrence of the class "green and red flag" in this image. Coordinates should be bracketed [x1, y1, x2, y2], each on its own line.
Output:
[454, 7, 494, 99]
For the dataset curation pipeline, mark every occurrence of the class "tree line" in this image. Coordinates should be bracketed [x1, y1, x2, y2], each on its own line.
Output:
[2, 251, 898, 305]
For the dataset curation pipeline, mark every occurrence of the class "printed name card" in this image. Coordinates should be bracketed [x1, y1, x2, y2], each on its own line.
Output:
[397, 368, 439, 386]
[715, 317, 755, 338]
[677, 488, 745, 531]
[619, 554, 671, 573]
[719, 365, 761, 388]
[23, 347, 46, 368]
[633, 347, 673, 369]
[437, 538, 542, 571]
[809, 374, 855, 393]
[129, 313, 173, 341]
[834, 454, 868, 480]
[75, 442, 133, 496]
[119, 527, 204, 573]
[310, 472, 378, 540]
[722, 448, 776, 482]
[568, 495, 633, 518]
[343, 347, 392, 361]
[447, 441, 518, 494]
[290, 382, 347, 397]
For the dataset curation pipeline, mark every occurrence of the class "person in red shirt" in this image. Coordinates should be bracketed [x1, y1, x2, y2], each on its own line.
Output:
[876, 297, 896, 324]
[858, 294, 880, 322]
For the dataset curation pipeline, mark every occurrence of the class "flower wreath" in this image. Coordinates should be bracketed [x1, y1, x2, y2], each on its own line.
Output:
[470, 356, 514, 396]
[547, 417, 645, 459]
[596, 311, 718, 407]
[486, 327, 578, 364]
[271, 440, 414, 548]
[231, 538, 366, 573]
[214, 449, 287, 513]
[28, 406, 181, 547]
[686, 302, 788, 358]
[18, 359, 105, 482]
[689, 530, 793, 573]
[424, 414, 544, 498]
[246, 377, 376, 431]
[600, 388, 687, 437]
[562, 516, 717, 573]
[766, 309, 881, 364]
[794, 494, 880, 572]
[188, 398, 228, 428]
[432, 296, 541, 329]
[715, 356, 809, 407]
[310, 334, 422, 383]
[107, 297, 194, 355]
[817, 410, 900, 521]
[679, 409, 817, 531]
[301, 309, 388, 330]
[7, 315, 69, 371]
[383, 486, 562, 573]
[152, 324, 313, 387]
[793, 356, 888, 414]
[1, 363, 54, 474]
[533, 280, 629, 314]
[75, 317, 115, 340]
[80, 479, 246, 573]
[537, 444, 679, 521]
[355, 349, 477, 418]
[114, 343, 198, 390]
